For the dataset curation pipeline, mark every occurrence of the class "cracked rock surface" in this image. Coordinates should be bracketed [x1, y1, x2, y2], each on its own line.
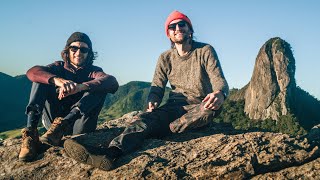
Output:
[1, 111, 320, 179]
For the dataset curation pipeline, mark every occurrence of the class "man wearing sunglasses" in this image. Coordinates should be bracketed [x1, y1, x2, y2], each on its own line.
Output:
[18, 32, 119, 162]
[63, 11, 228, 171]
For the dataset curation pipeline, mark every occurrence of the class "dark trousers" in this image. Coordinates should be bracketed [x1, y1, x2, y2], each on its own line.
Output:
[26, 82, 106, 135]
[109, 100, 218, 154]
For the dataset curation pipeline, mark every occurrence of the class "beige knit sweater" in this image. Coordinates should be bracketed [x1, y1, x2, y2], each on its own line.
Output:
[148, 41, 229, 104]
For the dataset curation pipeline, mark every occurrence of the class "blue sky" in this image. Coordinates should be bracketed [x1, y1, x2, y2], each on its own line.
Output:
[1, 1, 319, 99]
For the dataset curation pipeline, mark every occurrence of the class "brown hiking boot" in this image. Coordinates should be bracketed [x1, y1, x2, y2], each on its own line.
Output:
[40, 117, 72, 146]
[64, 139, 114, 171]
[19, 127, 40, 162]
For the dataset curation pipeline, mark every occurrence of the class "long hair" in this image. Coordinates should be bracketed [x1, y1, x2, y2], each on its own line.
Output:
[61, 46, 98, 65]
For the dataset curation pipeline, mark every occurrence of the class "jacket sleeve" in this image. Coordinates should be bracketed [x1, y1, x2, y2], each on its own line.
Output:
[83, 70, 119, 94]
[147, 54, 168, 105]
[204, 46, 229, 97]
[26, 62, 61, 84]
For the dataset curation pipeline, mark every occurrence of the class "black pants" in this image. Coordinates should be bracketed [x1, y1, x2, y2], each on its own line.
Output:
[26, 82, 106, 135]
[109, 100, 218, 154]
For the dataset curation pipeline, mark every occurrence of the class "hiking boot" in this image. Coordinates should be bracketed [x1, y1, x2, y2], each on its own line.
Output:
[19, 127, 40, 162]
[40, 117, 72, 146]
[64, 139, 114, 171]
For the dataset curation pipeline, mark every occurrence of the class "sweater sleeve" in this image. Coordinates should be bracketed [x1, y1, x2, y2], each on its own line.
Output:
[147, 54, 168, 104]
[204, 46, 229, 97]
[26, 62, 61, 84]
[82, 70, 119, 94]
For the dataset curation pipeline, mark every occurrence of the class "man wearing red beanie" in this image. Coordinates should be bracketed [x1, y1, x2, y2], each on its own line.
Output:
[64, 11, 229, 171]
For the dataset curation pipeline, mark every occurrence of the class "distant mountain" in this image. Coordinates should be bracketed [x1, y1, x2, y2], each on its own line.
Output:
[99, 81, 170, 121]
[0, 73, 31, 132]
[0, 74, 169, 132]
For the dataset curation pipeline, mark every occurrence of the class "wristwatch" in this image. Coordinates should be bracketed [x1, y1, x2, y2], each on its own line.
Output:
[220, 90, 227, 99]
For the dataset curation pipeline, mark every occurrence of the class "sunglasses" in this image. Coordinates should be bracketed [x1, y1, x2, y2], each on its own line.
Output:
[69, 46, 90, 53]
[168, 21, 187, 31]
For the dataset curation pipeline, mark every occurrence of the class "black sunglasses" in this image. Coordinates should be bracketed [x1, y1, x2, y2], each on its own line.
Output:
[168, 21, 187, 31]
[69, 46, 90, 53]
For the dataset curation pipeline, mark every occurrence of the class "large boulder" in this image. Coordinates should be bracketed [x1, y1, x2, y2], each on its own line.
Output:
[244, 37, 296, 120]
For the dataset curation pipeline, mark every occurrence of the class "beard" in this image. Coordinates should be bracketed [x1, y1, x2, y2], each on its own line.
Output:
[170, 31, 191, 44]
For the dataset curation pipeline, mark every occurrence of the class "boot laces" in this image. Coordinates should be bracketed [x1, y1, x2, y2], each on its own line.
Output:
[21, 128, 38, 148]
[21, 128, 37, 140]
[47, 118, 71, 134]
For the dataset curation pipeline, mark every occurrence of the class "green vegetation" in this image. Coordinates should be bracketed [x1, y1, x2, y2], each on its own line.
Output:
[214, 98, 307, 136]
[214, 87, 320, 136]
[99, 88, 149, 121]
[293, 86, 320, 130]
[0, 127, 46, 141]
[1, 73, 319, 139]
[0, 129, 22, 140]
[98, 81, 170, 123]
[0, 73, 31, 132]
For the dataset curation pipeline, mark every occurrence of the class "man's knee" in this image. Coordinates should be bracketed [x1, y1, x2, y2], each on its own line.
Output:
[169, 102, 215, 133]
[199, 102, 215, 116]
[127, 111, 170, 137]
[76, 92, 107, 115]
[125, 119, 149, 134]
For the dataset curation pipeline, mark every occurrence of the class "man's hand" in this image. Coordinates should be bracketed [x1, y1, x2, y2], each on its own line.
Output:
[202, 90, 225, 110]
[146, 102, 158, 112]
[51, 77, 88, 100]
[58, 84, 89, 100]
[51, 77, 77, 92]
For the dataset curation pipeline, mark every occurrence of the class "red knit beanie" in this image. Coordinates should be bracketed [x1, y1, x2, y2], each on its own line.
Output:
[165, 10, 193, 37]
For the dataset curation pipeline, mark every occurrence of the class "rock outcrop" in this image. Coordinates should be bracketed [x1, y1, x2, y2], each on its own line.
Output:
[1, 112, 320, 179]
[244, 37, 296, 120]
[1, 37, 319, 179]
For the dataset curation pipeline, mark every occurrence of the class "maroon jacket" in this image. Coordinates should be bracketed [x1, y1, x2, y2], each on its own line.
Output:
[27, 61, 119, 94]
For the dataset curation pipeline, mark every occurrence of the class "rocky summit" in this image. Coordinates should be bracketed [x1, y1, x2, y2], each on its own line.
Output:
[244, 37, 296, 120]
[1, 111, 320, 179]
[1, 37, 319, 179]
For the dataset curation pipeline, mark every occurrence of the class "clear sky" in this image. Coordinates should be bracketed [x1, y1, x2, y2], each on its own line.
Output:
[1, 1, 319, 99]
